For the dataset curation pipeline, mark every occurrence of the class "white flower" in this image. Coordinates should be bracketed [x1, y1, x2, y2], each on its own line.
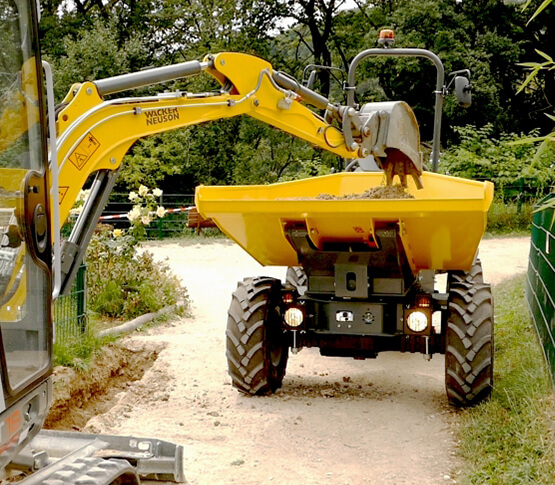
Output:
[113, 229, 123, 238]
[141, 215, 151, 226]
[69, 207, 83, 216]
[128, 191, 138, 201]
[153, 188, 163, 197]
[138, 185, 149, 197]
[127, 205, 141, 222]
[156, 206, 166, 218]
[76, 189, 91, 203]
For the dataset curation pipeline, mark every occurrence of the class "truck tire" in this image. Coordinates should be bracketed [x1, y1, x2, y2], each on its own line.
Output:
[226, 277, 288, 395]
[449, 258, 483, 285]
[285, 266, 307, 288]
[445, 272, 494, 407]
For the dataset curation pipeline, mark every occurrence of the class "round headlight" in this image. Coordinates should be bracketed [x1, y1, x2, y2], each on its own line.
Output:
[284, 307, 304, 328]
[406, 311, 428, 333]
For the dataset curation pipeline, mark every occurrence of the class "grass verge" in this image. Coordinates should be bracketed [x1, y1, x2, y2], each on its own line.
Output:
[53, 321, 115, 371]
[177, 227, 227, 244]
[456, 274, 555, 484]
[53, 309, 184, 370]
[145, 228, 231, 247]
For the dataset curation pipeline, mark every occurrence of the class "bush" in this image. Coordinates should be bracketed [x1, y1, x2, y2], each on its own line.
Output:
[86, 228, 187, 319]
[92, 280, 125, 317]
[53, 322, 109, 370]
[441, 124, 555, 197]
[486, 200, 534, 235]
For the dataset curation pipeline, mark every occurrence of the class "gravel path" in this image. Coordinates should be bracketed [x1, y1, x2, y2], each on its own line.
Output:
[85, 237, 531, 484]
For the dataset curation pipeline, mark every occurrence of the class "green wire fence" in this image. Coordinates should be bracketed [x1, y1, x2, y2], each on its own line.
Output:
[526, 193, 555, 387]
[53, 264, 87, 342]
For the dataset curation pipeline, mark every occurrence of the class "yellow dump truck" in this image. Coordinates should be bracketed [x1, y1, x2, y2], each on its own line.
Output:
[197, 35, 494, 407]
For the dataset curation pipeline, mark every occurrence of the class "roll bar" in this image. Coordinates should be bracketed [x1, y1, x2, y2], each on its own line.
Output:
[345, 48, 445, 172]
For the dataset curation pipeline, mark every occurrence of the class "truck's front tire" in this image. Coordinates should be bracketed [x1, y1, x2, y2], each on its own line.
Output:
[449, 258, 484, 285]
[445, 272, 494, 407]
[226, 277, 288, 394]
[285, 266, 307, 288]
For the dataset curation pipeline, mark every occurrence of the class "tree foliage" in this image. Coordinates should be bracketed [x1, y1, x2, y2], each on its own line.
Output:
[44, 18, 149, 100]
[441, 124, 555, 192]
[518, 0, 555, 142]
[39, 0, 555, 193]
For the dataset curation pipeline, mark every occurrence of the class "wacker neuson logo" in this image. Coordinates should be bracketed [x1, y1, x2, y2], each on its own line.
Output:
[145, 108, 180, 125]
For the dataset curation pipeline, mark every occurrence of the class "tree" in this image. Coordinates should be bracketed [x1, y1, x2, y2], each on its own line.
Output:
[283, 0, 347, 97]
[45, 18, 149, 100]
[40, 0, 554, 193]
[518, 0, 555, 139]
[345, 0, 542, 141]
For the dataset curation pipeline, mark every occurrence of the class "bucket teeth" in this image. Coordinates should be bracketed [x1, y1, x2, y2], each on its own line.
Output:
[383, 158, 422, 189]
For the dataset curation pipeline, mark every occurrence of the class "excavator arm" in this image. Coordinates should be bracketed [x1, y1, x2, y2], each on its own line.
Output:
[54, 52, 423, 226]
[53, 51, 423, 294]
[55, 53, 343, 224]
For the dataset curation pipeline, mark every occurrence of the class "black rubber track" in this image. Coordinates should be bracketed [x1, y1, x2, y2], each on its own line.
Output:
[42, 457, 140, 484]
[226, 277, 288, 395]
[445, 272, 494, 407]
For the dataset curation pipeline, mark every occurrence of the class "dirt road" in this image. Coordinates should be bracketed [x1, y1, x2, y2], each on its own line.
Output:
[85, 237, 531, 485]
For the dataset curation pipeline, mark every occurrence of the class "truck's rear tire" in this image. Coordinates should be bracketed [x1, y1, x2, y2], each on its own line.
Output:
[445, 272, 494, 407]
[226, 277, 288, 395]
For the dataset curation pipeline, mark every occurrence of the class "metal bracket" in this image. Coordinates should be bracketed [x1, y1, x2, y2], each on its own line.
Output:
[42, 61, 61, 300]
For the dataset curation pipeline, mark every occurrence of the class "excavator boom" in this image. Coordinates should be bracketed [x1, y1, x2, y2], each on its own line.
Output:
[52, 50, 425, 295]
[55, 52, 346, 227]
[54, 51, 423, 230]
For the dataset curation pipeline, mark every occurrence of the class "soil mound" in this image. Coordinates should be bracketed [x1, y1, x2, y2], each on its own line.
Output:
[45, 343, 161, 431]
[316, 184, 414, 200]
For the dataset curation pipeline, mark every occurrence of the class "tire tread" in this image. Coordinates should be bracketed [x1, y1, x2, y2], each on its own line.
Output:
[445, 266, 494, 407]
[226, 277, 288, 395]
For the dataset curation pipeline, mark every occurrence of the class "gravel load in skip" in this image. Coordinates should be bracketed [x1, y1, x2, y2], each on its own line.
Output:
[315, 184, 414, 200]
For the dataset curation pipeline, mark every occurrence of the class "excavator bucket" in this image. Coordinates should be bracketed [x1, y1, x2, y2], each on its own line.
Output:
[359, 101, 423, 188]
[195, 172, 493, 274]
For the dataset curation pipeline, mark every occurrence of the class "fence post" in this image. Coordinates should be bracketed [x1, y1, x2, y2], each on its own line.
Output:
[517, 178, 524, 214]
[158, 193, 164, 239]
[76, 263, 87, 333]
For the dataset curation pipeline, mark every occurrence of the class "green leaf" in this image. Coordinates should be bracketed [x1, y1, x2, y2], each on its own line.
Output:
[533, 197, 555, 214]
[508, 133, 554, 145]
[535, 49, 554, 63]
[527, 0, 553, 25]
[516, 67, 541, 94]
[520, 0, 533, 10]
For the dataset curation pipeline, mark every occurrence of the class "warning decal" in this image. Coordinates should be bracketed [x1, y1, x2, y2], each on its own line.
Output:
[68, 132, 100, 170]
[58, 186, 69, 204]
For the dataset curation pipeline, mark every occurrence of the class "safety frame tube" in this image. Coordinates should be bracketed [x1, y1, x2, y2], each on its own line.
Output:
[346, 48, 445, 171]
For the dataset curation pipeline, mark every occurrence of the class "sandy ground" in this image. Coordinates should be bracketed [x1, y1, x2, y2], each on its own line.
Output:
[84, 237, 531, 485]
